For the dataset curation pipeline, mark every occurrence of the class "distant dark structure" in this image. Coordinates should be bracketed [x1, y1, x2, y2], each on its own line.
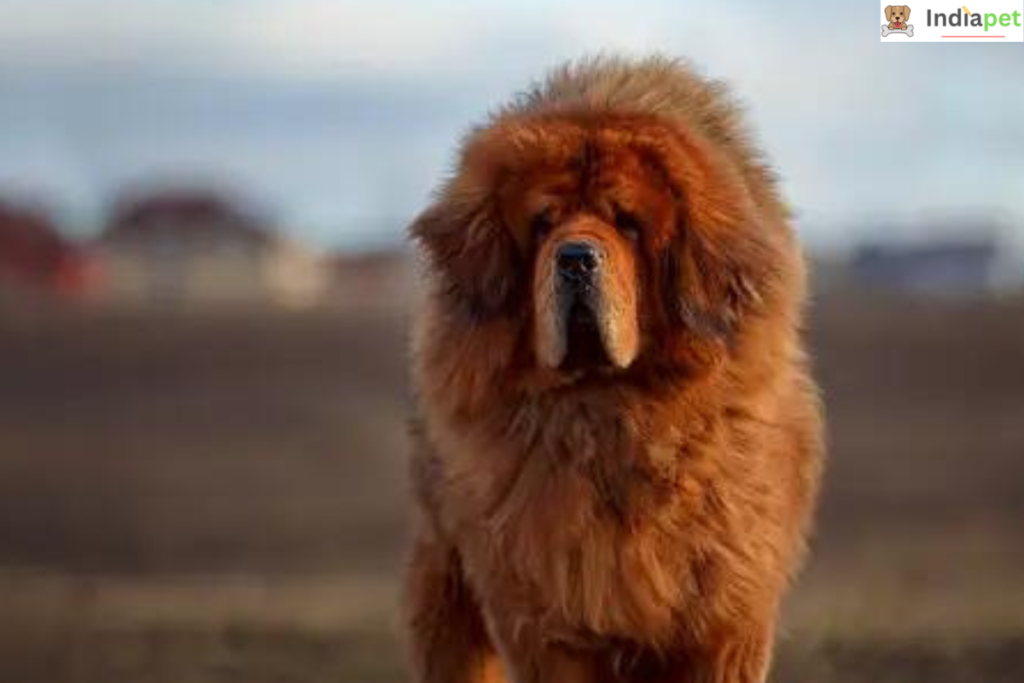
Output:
[97, 188, 327, 307]
[104, 190, 273, 249]
[0, 199, 95, 296]
[850, 239, 1002, 295]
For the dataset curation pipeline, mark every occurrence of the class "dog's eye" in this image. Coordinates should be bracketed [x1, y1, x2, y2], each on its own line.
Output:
[613, 208, 642, 241]
[530, 210, 555, 238]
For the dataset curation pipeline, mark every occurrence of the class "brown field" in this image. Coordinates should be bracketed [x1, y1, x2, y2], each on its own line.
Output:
[1, 288, 1022, 683]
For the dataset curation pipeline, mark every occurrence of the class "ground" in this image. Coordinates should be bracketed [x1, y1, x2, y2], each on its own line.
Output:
[0, 289, 1021, 682]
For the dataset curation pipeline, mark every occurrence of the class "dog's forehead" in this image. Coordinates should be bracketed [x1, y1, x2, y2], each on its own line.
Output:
[498, 126, 654, 189]
[525, 148, 661, 210]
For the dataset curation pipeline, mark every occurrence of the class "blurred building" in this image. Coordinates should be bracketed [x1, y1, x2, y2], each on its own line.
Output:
[96, 189, 328, 308]
[327, 249, 414, 310]
[0, 199, 96, 298]
[849, 238, 1005, 295]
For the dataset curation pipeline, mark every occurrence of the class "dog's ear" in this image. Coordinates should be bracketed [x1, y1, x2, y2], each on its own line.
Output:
[903, 6, 911, 20]
[410, 187, 521, 321]
[632, 125, 776, 341]
[660, 227, 769, 341]
[410, 122, 534, 320]
[885, 5, 894, 20]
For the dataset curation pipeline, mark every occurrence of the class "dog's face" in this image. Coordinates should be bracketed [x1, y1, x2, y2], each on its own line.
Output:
[413, 111, 790, 386]
[885, 5, 910, 23]
[509, 122, 667, 373]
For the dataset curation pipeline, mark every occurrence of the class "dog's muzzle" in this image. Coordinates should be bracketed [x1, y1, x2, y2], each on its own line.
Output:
[554, 241, 612, 371]
[534, 232, 639, 373]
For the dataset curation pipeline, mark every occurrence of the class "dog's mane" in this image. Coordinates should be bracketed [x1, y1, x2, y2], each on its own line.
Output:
[499, 55, 766, 189]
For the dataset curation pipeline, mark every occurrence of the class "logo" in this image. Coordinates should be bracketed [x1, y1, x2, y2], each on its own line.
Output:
[880, 0, 1023, 41]
[882, 5, 915, 36]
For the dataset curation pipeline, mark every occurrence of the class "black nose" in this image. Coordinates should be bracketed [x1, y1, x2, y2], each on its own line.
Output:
[557, 242, 599, 281]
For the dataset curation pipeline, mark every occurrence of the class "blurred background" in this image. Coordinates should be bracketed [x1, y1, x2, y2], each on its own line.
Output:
[1, 2, 1022, 682]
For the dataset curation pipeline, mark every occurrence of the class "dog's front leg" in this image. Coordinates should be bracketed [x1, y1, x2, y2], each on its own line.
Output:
[660, 623, 774, 683]
[484, 615, 594, 683]
[404, 532, 506, 683]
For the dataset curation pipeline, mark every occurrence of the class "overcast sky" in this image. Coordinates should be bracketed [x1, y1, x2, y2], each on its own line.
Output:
[1, 0, 1022, 252]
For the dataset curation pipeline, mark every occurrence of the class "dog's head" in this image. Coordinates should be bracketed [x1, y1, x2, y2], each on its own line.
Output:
[412, 59, 802, 393]
[885, 5, 910, 23]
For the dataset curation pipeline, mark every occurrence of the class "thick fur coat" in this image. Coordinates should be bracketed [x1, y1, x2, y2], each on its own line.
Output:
[404, 56, 824, 683]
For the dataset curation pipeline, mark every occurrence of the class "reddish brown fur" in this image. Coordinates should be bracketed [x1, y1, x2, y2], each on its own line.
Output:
[405, 56, 824, 683]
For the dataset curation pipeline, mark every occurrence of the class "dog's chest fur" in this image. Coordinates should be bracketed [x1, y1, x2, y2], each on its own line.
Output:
[438, 403, 720, 645]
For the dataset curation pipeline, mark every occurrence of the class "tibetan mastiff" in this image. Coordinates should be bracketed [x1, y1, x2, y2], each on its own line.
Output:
[404, 56, 824, 683]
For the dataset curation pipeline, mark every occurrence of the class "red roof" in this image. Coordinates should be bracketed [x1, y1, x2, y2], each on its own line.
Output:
[0, 200, 95, 294]
[103, 189, 273, 246]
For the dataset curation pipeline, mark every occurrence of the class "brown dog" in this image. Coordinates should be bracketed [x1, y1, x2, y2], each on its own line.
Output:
[405, 56, 824, 683]
[886, 5, 911, 29]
